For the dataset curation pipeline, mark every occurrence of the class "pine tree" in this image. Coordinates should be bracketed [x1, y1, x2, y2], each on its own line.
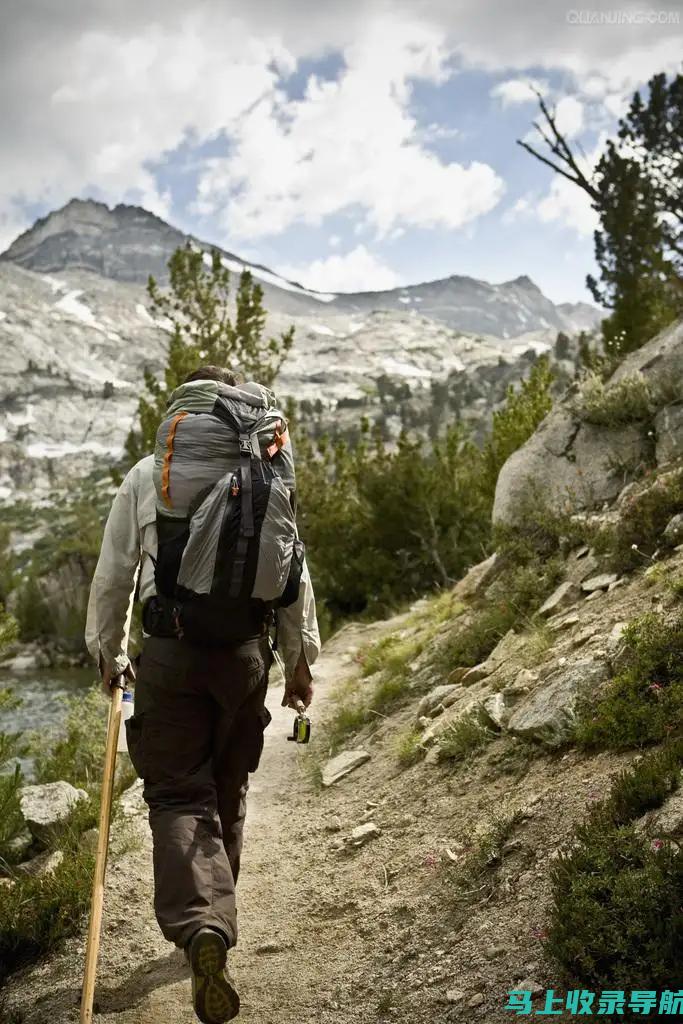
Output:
[125, 244, 295, 462]
[519, 73, 683, 356]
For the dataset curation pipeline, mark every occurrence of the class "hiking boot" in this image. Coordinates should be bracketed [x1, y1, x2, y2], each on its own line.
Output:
[187, 927, 240, 1023]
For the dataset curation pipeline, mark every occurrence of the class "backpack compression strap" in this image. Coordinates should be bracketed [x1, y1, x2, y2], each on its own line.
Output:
[228, 433, 255, 599]
[161, 412, 189, 509]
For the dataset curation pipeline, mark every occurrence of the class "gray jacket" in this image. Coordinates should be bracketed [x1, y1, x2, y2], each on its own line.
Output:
[85, 455, 321, 680]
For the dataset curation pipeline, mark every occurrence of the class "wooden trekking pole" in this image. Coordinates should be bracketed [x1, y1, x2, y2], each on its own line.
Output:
[80, 680, 123, 1024]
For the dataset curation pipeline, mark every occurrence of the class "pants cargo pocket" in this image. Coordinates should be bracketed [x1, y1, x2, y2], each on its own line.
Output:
[125, 712, 148, 779]
[246, 706, 272, 773]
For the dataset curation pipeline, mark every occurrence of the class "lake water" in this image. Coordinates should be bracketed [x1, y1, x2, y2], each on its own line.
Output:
[0, 667, 96, 776]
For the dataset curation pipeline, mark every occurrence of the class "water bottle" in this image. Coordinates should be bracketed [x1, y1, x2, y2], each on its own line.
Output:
[117, 690, 135, 753]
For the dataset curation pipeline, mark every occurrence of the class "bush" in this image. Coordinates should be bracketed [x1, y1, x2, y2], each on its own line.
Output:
[576, 612, 683, 750]
[32, 688, 109, 790]
[573, 371, 655, 427]
[395, 727, 425, 767]
[593, 469, 683, 573]
[0, 615, 26, 870]
[546, 743, 683, 989]
[446, 808, 522, 906]
[438, 711, 494, 764]
[0, 845, 94, 983]
[298, 357, 555, 627]
[436, 556, 564, 671]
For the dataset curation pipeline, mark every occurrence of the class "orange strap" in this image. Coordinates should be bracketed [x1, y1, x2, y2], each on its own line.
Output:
[266, 421, 289, 459]
[161, 412, 188, 508]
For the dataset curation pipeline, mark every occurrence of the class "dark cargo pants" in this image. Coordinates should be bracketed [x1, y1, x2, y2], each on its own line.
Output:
[126, 635, 272, 950]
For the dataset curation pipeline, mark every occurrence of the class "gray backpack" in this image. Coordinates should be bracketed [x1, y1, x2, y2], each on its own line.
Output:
[145, 378, 303, 646]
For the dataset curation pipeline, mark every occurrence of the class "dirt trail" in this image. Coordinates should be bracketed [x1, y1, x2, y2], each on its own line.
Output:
[5, 619, 396, 1024]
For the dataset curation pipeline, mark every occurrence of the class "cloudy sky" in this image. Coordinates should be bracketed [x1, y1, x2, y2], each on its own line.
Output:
[1, 1, 681, 302]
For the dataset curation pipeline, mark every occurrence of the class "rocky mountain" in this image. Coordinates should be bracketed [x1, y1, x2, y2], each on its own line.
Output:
[0, 199, 600, 507]
[1, 199, 601, 338]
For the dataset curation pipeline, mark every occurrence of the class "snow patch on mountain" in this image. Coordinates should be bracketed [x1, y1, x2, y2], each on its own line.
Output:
[54, 290, 103, 330]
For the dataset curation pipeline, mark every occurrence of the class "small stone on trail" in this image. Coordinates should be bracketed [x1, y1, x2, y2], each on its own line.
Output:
[468, 992, 485, 1008]
[322, 749, 371, 787]
[484, 943, 506, 959]
[256, 941, 283, 955]
[517, 978, 543, 995]
[446, 989, 465, 1004]
[347, 822, 381, 847]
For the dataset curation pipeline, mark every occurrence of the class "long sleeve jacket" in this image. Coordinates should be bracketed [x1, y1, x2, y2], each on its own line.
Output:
[85, 455, 321, 680]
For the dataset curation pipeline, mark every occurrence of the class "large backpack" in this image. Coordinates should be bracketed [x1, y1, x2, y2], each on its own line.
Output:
[145, 378, 303, 646]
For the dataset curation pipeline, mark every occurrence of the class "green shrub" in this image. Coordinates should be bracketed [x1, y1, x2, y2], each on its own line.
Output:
[0, 846, 94, 983]
[608, 739, 683, 824]
[323, 689, 371, 753]
[395, 727, 425, 768]
[546, 743, 683, 989]
[573, 371, 655, 427]
[298, 356, 554, 627]
[33, 688, 109, 790]
[447, 808, 522, 905]
[436, 556, 563, 671]
[576, 612, 683, 750]
[0, 689, 27, 870]
[438, 711, 494, 764]
[594, 469, 683, 573]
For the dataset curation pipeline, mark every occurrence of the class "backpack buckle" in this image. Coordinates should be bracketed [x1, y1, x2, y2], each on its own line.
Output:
[239, 437, 252, 457]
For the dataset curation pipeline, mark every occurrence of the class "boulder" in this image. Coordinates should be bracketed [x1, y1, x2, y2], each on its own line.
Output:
[453, 552, 500, 601]
[482, 692, 515, 730]
[581, 573, 618, 593]
[19, 781, 88, 841]
[16, 849, 65, 878]
[321, 749, 371, 788]
[507, 658, 610, 746]
[537, 582, 582, 619]
[461, 663, 490, 686]
[493, 406, 650, 527]
[649, 791, 683, 836]
[655, 402, 683, 466]
[416, 684, 462, 719]
[663, 513, 683, 547]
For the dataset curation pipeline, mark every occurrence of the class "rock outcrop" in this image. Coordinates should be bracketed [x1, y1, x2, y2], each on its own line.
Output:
[493, 318, 683, 526]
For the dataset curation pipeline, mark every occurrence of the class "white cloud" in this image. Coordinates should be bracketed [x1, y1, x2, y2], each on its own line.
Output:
[490, 77, 548, 108]
[555, 96, 584, 139]
[194, 17, 504, 241]
[537, 176, 599, 237]
[280, 245, 401, 292]
[0, 0, 680, 265]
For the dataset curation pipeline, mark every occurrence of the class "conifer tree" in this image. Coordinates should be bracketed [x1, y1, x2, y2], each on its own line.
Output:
[126, 244, 295, 462]
[519, 73, 683, 356]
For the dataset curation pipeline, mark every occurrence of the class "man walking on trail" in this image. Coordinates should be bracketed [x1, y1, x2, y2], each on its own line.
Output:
[86, 365, 320, 1023]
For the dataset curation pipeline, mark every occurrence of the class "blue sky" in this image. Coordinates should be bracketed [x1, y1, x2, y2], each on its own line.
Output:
[1, 1, 681, 304]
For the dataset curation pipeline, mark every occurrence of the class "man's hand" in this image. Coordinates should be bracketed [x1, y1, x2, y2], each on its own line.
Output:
[281, 649, 313, 710]
[100, 658, 136, 697]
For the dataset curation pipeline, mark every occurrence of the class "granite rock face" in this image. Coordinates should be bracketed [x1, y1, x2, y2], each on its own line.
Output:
[506, 658, 610, 746]
[494, 318, 683, 527]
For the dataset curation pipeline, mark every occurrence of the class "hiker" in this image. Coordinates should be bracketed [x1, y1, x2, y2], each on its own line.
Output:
[85, 366, 320, 1024]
